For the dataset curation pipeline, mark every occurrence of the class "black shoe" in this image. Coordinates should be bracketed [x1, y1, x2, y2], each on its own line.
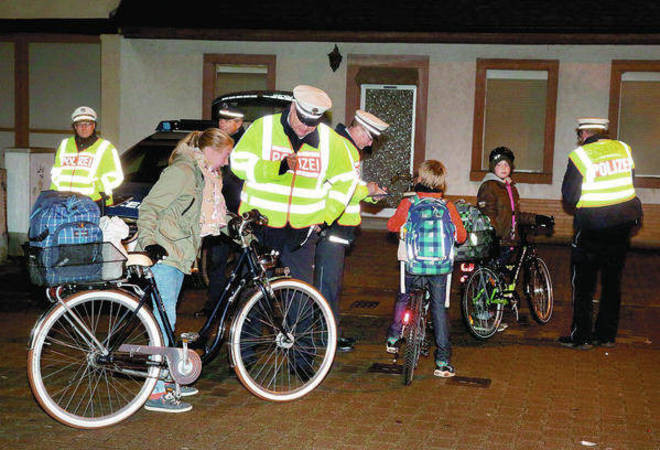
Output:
[558, 335, 593, 350]
[592, 338, 616, 348]
[337, 337, 355, 352]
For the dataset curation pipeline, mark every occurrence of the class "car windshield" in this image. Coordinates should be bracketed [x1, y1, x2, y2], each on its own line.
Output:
[121, 134, 185, 183]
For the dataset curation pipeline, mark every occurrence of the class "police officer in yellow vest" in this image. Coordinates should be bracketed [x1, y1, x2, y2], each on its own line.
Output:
[50, 106, 124, 207]
[559, 117, 642, 350]
[230, 85, 357, 284]
[314, 110, 389, 351]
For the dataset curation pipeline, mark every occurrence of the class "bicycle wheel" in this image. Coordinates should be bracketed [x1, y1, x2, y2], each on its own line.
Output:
[229, 278, 337, 401]
[461, 267, 504, 339]
[524, 256, 553, 324]
[27, 290, 163, 429]
[402, 290, 424, 386]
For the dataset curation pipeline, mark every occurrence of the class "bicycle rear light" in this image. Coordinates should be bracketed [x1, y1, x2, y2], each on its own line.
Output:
[402, 310, 411, 325]
[460, 263, 475, 272]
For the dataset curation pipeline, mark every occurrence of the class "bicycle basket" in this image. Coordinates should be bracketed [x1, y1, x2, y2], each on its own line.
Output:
[25, 242, 127, 287]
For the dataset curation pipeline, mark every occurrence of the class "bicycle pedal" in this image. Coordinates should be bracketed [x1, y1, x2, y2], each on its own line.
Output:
[180, 332, 200, 343]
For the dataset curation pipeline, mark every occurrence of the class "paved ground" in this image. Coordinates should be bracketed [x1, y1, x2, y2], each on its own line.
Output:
[0, 231, 658, 449]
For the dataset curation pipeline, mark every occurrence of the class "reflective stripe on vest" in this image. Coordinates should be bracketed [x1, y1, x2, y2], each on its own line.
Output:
[336, 137, 363, 226]
[570, 140, 636, 208]
[239, 116, 333, 227]
[51, 137, 115, 200]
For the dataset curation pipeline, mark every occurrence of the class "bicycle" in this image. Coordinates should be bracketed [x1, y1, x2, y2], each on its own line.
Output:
[460, 221, 554, 340]
[391, 262, 440, 386]
[26, 210, 337, 429]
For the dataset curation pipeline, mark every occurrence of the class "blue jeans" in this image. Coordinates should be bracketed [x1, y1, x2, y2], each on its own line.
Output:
[150, 262, 185, 395]
[387, 273, 452, 363]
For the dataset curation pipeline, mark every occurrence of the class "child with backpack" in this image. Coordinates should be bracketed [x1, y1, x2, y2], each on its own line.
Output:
[385, 160, 466, 377]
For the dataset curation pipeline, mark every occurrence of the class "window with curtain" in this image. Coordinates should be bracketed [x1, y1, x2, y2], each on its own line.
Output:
[609, 60, 660, 188]
[471, 59, 558, 184]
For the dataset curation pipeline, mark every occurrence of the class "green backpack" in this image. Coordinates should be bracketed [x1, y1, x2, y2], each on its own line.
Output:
[454, 200, 495, 262]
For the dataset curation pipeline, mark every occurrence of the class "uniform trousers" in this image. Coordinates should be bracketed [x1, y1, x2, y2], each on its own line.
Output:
[570, 223, 632, 343]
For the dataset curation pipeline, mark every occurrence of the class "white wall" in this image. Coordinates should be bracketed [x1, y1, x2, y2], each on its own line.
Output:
[113, 38, 660, 204]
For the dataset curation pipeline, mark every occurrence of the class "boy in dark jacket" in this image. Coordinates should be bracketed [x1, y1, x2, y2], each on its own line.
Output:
[385, 160, 466, 377]
[477, 147, 536, 249]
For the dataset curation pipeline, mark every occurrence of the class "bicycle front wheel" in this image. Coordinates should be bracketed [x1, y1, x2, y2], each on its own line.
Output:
[461, 267, 504, 339]
[27, 290, 163, 429]
[230, 278, 337, 401]
[524, 256, 553, 324]
[402, 290, 424, 386]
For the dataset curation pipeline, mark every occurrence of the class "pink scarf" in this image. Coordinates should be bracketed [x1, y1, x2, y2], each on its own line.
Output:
[192, 149, 227, 237]
[505, 181, 516, 230]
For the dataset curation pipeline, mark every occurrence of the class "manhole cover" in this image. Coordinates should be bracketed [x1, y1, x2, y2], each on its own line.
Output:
[350, 301, 380, 309]
[368, 363, 402, 374]
[446, 376, 491, 388]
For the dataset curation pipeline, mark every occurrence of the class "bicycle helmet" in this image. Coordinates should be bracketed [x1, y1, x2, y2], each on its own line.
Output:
[488, 146, 515, 172]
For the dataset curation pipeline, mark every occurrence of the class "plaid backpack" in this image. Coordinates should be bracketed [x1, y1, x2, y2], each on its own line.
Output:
[403, 195, 456, 275]
[453, 199, 495, 262]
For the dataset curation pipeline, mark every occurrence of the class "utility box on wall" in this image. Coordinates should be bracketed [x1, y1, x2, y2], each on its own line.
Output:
[4, 148, 55, 255]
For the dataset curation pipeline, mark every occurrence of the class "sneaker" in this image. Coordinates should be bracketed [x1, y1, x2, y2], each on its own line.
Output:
[497, 322, 509, 332]
[592, 339, 616, 348]
[434, 362, 456, 378]
[558, 335, 593, 350]
[385, 337, 400, 354]
[144, 392, 192, 413]
[165, 383, 199, 397]
[337, 337, 355, 352]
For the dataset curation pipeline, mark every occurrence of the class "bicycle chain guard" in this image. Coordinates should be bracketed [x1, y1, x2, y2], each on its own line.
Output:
[118, 344, 203, 385]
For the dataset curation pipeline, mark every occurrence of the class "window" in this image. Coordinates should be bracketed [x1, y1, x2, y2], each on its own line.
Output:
[609, 60, 660, 188]
[202, 54, 276, 120]
[471, 59, 559, 184]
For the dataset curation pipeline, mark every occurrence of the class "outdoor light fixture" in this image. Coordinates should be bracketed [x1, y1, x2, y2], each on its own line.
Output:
[328, 44, 342, 72]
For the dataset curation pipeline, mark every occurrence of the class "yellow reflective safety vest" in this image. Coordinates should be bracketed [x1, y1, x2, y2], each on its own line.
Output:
[50, 137, 124, 205]
[230, 114, 357, 228]
[568, 139, 636, 208]
[335, 135, 376, 226]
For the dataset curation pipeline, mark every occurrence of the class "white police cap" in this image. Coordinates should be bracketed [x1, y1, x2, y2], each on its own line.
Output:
[577, 117, 609, 130]
[71, 106, 97, 123]
[354, 110, 389, 137]
[292, 85, 332, 123]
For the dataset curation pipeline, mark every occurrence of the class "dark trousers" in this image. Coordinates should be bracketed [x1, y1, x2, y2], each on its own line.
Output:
[206, 236, 233, 306]
[313, 224, 355, 331]
[387, 274, 451, 363]
[256, 226, 318, 284]
[569, 225, 632, 343]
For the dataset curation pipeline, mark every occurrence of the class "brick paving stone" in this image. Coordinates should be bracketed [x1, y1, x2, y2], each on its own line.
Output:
[1, 235, 659, 448]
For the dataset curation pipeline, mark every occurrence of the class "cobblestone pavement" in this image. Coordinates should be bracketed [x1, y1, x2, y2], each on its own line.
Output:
[0, 231, 658, 449]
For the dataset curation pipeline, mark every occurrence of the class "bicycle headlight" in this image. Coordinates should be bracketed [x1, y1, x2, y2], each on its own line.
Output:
[258, 250, 279, 270]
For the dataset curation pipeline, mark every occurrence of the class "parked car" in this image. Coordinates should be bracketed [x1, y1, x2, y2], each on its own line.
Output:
[106, 91, 295, 282]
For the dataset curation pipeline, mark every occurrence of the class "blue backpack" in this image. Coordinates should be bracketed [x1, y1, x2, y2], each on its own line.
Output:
[27, 190, 103, 286]
[403, 195, 456, 275]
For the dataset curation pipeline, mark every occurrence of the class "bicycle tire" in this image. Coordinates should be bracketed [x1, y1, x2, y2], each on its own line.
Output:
[461, 267, 504, 339]
[27, 290, 163, 429]
[524, 256, 553, 324]
[229, 278, 337, 402]
[402, 290, 424, 386]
